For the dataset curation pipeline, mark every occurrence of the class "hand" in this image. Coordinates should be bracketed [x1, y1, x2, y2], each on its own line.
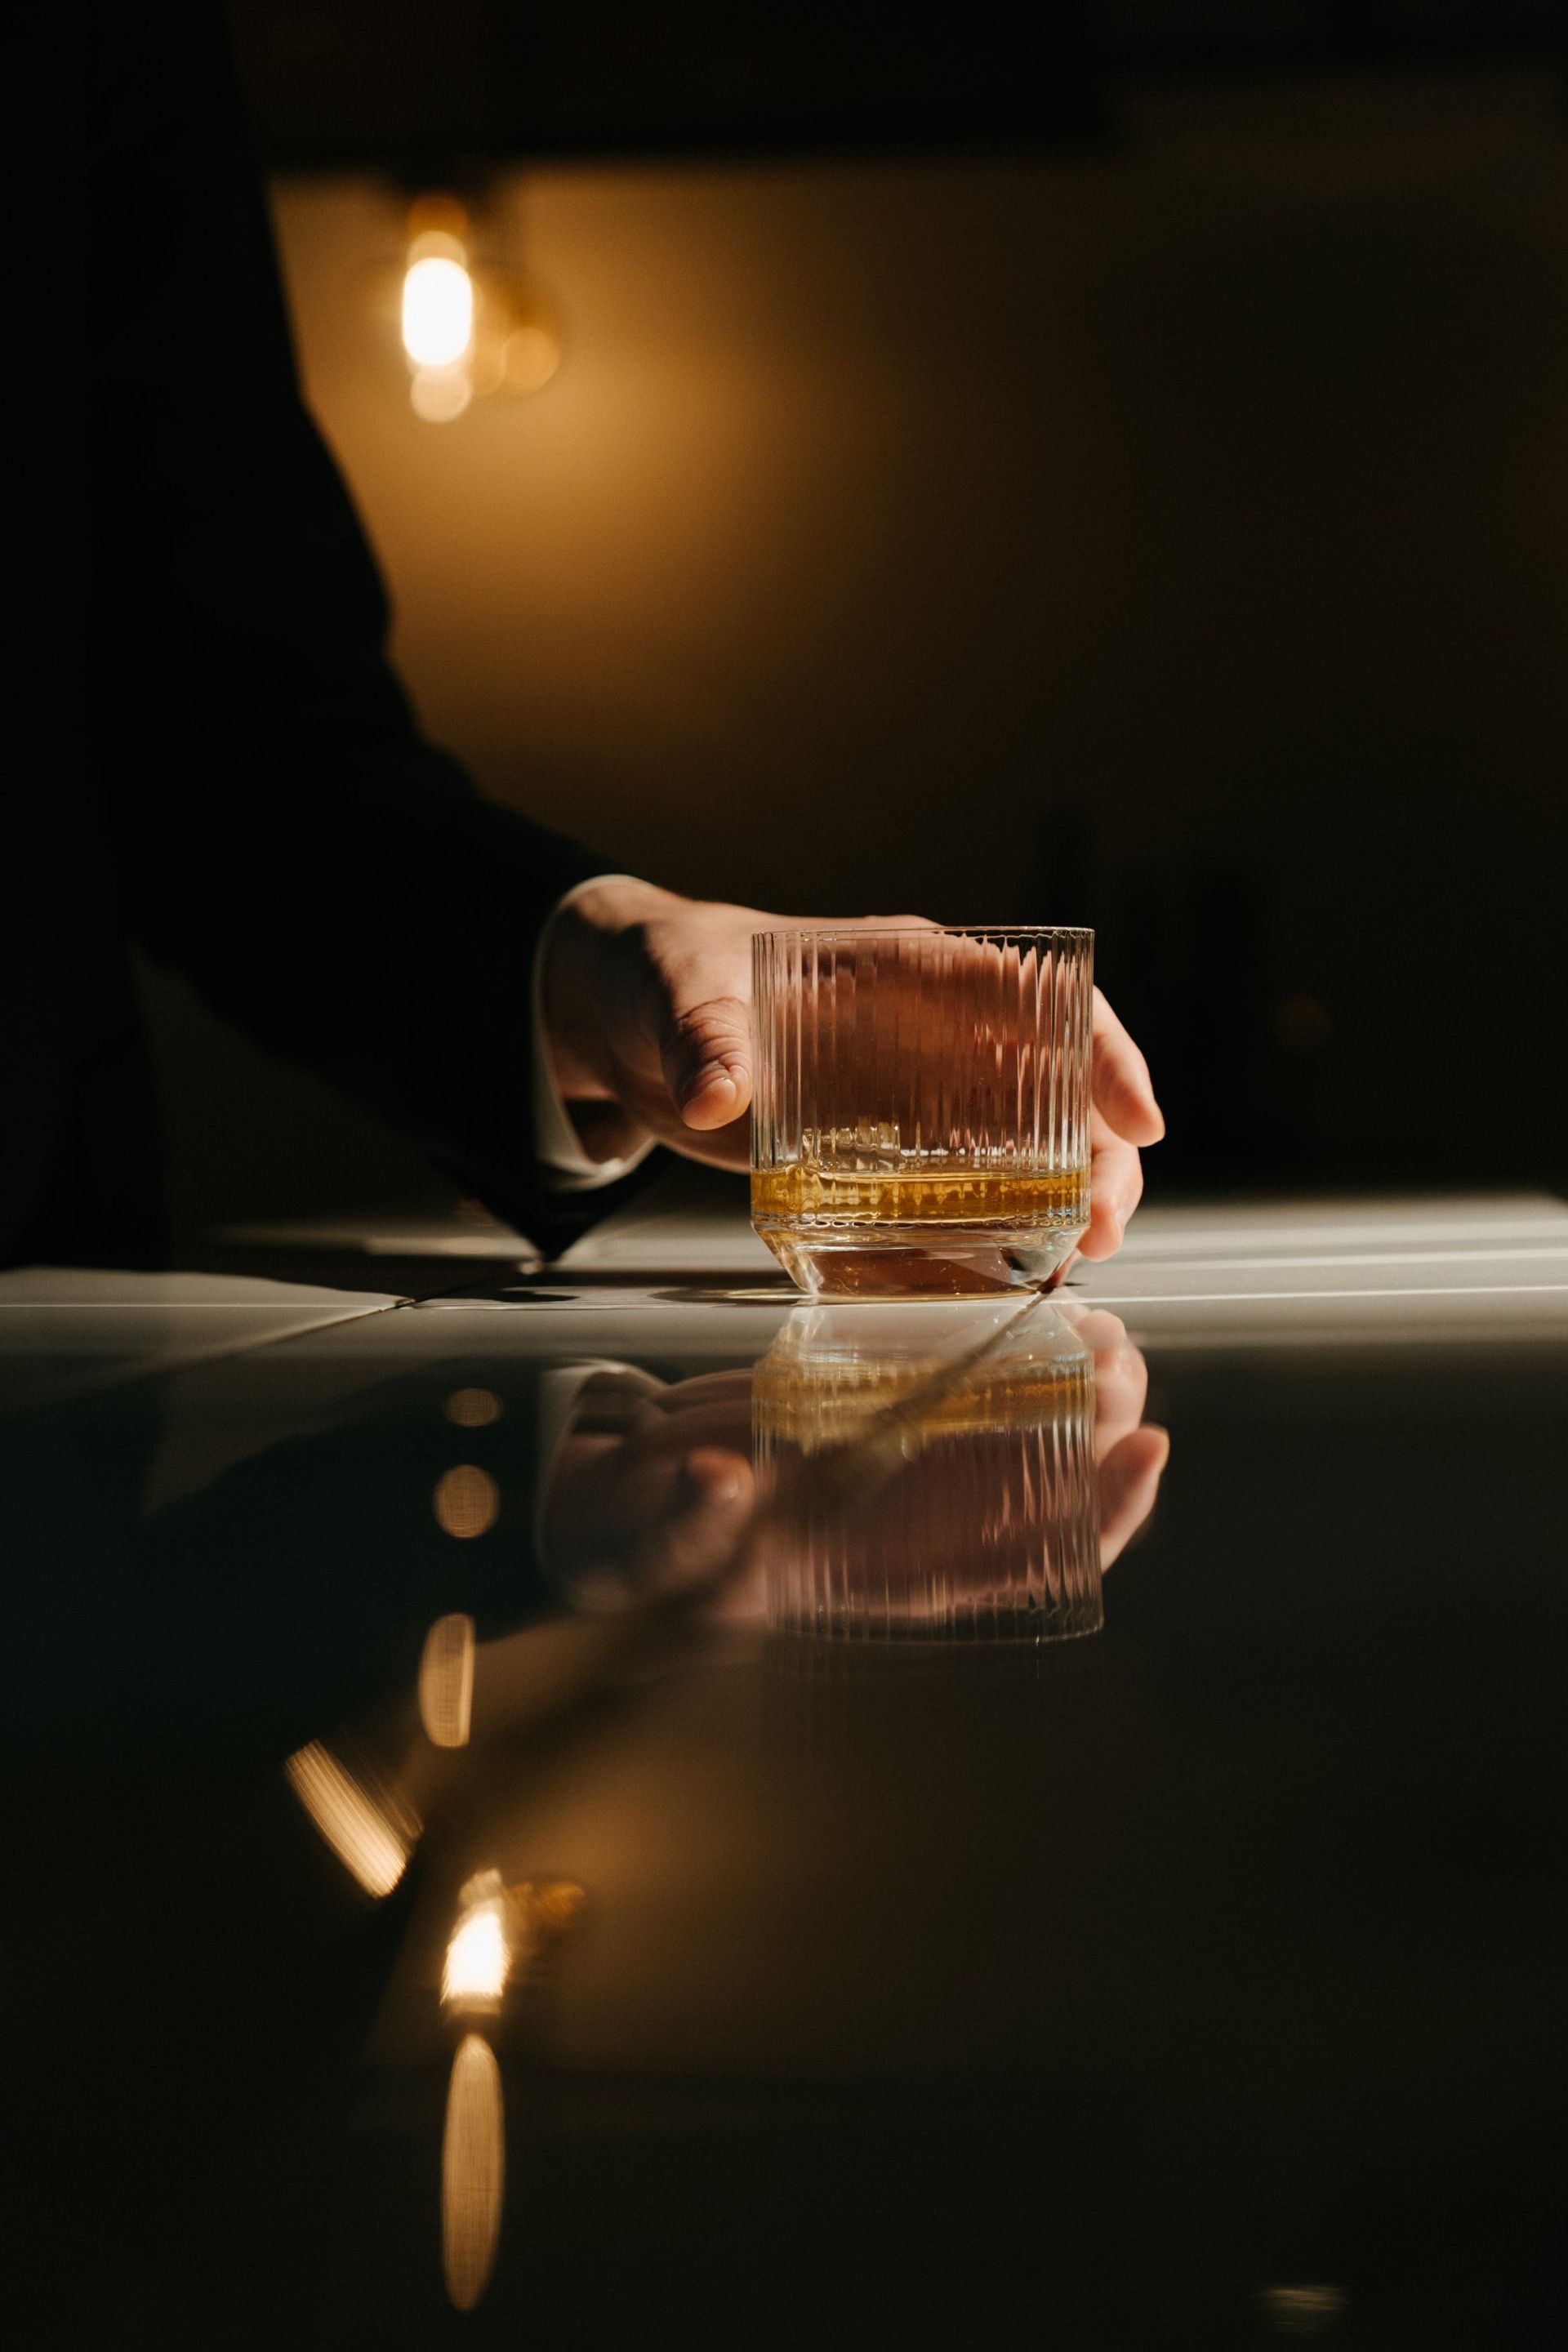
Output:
[542, 880, 1164, 1255]
[710, 1305, 1169, 1628]
[541, 880, 767, 1171]
[1078, 991, 1165, 1262]
[540, 1369, 755, 1610]
[1054, 1306, 1170, 1565]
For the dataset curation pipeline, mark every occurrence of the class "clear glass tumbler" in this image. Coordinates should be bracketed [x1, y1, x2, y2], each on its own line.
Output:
[752, 1298, 1102, 1643]
[751, 925, 1094, 1297]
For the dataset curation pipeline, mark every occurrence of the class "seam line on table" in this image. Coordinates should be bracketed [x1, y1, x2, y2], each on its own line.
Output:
[1067, 1282, 1568, 1306]
[0, 1298, 412, 1421]
[1094, 1245, 1568, 1274]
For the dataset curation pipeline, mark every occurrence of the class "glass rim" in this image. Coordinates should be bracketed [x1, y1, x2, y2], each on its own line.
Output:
[751, 924, 1094, 944]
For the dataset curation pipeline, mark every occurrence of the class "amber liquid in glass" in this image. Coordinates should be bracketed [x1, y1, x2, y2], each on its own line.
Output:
[754, 1331, 1102, 1640]
[751, 1163, 1089, 1229]
[753, 1350, 1092, 1450]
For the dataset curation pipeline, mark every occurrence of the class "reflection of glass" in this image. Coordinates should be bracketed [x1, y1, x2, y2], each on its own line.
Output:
[751, 926, 1093, 1297]
[753, 1300, 1102, 1642]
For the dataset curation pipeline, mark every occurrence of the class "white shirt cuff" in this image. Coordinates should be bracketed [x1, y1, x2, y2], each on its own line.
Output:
[530, 875, 658, 1192]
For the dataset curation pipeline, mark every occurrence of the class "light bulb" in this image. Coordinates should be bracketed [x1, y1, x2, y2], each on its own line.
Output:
[443, 1869, 526, 2014]
[402, 255, 474, 369]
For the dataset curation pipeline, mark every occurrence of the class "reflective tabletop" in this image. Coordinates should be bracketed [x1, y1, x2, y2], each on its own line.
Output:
[7, 1177, 1567, 2348]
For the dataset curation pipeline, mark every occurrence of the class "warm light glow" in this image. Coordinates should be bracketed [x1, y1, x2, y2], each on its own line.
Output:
[419, 1612, 475, 1748]
[442, 1869, 518, 2013]
[446, 1386, 502, 1428]
[434, 1463, 499, 1539]
[442, 2034, 505, 2310]
[502, 321, 561, 394]
[284, 1742, 413, 1896]
[410, 364, 472, 423]
[408, 227, 467, 268]
[402, 255, 474, 368]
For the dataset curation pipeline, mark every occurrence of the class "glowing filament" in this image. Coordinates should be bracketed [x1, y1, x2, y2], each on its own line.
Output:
[443, 1869, 521, 2013]
[402, 256, 474, 368]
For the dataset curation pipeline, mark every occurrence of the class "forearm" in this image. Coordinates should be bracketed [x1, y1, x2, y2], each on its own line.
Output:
[89, 0, 599, 1210]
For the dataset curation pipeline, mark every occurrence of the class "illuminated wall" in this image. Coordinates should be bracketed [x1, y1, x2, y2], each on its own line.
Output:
[144, 74, 1568, 1225]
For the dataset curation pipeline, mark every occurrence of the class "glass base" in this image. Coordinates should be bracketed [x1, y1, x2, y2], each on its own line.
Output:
[754, 1220, 1085, 1299]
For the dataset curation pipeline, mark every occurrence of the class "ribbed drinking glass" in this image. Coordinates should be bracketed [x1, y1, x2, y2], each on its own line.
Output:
[752, 1299, 1102, 1643]
[751, 925, 1094, 1297]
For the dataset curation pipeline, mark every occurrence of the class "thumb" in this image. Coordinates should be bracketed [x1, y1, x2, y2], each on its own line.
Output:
[1098, 1425, 1169, 1567]
[657, 989, 754, 1129]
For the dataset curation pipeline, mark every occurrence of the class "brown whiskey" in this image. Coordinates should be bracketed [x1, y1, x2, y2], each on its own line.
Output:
[753, 1352, 1092, 1449]
[751, 1162, 1089, 1230]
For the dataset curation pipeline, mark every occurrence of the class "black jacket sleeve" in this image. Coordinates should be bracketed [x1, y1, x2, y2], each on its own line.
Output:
[87, 0, 599, 1226]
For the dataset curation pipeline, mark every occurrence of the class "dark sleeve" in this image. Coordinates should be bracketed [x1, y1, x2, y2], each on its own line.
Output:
[87, 0, 599, 1223]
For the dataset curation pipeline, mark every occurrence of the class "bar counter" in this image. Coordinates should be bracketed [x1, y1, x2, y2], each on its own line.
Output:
[7, 1172, 1566, 2345]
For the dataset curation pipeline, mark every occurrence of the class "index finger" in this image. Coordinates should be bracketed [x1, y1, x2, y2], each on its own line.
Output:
[1093, 989, 1165, 1146]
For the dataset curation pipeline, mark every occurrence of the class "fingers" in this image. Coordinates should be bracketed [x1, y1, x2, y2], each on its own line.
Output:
[1049, 1305, 1129, 1352]
[632, 1447, 756, 1593]
[1079, 1114, 1144, 1259]
[655, 990, 755, 1130]
[1089, 1339, 1149, 1463]
[1092, 989, 1165, 1145]
[657, 1370, 757, 1412]
[1098, 1424, 1169, 1568]
[569, 1446, 756, 1610]
[606, 1068, 751, 1168]
[640, 1375, 755, 1458]
[670, 1108, 752, 1169]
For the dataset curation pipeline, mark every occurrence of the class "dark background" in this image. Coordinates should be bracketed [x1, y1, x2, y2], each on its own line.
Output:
[145, 2, 1568, 1241]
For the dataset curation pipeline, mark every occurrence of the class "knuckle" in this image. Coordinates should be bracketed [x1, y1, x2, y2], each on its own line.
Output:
[672, 994, 751, 1055]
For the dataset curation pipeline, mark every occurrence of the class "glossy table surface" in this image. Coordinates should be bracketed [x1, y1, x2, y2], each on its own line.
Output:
[7, 1173, 1567, 2348]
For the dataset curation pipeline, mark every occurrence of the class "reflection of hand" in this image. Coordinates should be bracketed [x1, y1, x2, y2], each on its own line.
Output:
[542, 880, 1163, 1257]
[1054, 1307, 1169, 1566]
[719, 1308, 1169, 1632]
[540, 1370, 754, 1610]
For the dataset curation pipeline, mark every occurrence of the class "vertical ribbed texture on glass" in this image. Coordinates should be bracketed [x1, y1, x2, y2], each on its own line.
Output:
[753, 1303, 1104, 1645]
[751, 927, 1094, 1185]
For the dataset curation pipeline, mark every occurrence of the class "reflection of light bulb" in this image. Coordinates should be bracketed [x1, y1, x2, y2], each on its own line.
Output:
[443, 2034, 504, 2310]
[419, 1612, 475, 1748]
[402, 255, 474, 368]
[410, 366, 471, 423]
[443, 1869, 526, 2014]
[502, 318, 560, 394]
[284, 1741, 416, 1896]
[434, 1463, 499, 1539]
